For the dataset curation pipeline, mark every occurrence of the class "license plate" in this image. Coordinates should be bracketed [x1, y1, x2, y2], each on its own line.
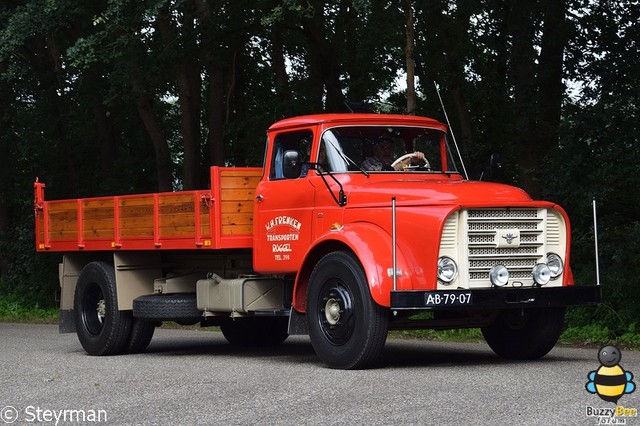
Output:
[424, 292, 472, 306]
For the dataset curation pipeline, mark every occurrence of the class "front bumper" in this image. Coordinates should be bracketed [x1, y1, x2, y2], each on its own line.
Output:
[390, 285, 601, 310]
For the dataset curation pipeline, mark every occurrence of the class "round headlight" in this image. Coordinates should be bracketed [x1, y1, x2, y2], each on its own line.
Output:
[489, 265, 509, 287]
[532, 263, 551, 286]
[437, 257, 458, 284]
[546, 253, 564, 279]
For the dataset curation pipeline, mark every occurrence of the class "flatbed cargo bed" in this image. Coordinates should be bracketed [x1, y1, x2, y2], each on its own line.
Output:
[34, 167, 262, 252]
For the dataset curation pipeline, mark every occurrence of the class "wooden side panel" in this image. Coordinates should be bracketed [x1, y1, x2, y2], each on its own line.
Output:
[158, 193, 211, 237]
[217, 169, 261, 236]
[47, 201, 78, 240]
[119, 196, 154, 237]
[36, 167, 262, 252]
[82, 199, 115, 239]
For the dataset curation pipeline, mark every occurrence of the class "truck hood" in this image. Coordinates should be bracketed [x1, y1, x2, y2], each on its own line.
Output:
[344, 177, 534, 207]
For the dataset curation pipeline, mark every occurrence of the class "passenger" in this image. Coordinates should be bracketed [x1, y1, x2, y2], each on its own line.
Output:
[361, 136, 425, 171]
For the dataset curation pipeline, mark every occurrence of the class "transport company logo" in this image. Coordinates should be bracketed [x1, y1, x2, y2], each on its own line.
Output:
[265, 215, 301, 241]
[265, 215, 301, 257]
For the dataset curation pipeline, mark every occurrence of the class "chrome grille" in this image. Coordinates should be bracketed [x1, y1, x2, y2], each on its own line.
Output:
[467, 208, 544, 283]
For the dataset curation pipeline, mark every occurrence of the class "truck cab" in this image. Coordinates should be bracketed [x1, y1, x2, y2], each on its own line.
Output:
[252, 114, 600, 368]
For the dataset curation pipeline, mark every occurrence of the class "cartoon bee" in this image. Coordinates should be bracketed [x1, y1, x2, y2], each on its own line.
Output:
[586, 345, 636, 403]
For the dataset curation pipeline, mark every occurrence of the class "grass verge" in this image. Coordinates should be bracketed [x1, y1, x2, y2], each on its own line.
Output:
[0, 300, 59, 324]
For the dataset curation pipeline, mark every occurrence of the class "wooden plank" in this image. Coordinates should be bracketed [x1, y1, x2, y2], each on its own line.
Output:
[220, 176, 262, 189]
[82, 218, 115, 230]
[119, 205, 154, 218]
[83, 228, 115, 239]
[49, 230, 80, 240]
[159, 193, 195, 202]
[120, 228, 154, 237]
[48, 221, 78, 232]
[82, 207, 117, 220]
[83, 199, 115, 208]
[118, 197, 155, 207]
[119, 216, 155, 228]
[159, 213, 195, 227]
[221, 224, 253, 236]
[158, 203, 195, 215]
[48, 210, 78, 222]
[220, 188, 256, 201]
[47, 201, 78, 212]
[218, 169, 263, 178]
[221, 201, 253, 214]
[221, 212, 253, 226]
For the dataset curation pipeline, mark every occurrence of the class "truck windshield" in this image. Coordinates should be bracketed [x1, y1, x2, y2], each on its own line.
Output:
[319, 126, 459, 174]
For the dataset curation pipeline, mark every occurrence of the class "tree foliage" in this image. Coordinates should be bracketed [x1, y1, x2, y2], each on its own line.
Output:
[0, 1, 638, 333]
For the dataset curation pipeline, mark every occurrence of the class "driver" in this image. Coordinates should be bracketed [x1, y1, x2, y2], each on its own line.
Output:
[361, 136, 425, 171]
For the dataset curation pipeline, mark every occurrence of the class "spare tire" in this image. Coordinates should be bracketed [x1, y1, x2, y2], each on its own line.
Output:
[133, 293, 201, 323]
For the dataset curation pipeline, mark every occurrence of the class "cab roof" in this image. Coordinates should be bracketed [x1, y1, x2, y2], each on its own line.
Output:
[267, 113, 448, 133]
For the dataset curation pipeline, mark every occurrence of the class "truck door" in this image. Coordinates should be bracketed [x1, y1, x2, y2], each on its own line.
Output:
[253, 130, 315, 273]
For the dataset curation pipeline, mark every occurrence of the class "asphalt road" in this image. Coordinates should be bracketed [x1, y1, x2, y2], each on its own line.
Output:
[0, 323, 638, 426]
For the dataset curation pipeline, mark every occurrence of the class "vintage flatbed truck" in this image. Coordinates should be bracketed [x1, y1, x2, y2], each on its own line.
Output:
[34, 113, 600, 369]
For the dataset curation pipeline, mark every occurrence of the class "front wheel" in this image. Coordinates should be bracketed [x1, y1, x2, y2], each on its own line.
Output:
[74, 261, 132, 356]
[481, 307, 565, 360]
[306, 251, 389, 369]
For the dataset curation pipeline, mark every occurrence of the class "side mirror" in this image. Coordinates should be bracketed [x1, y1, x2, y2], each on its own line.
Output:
[283, 150, 302, 179]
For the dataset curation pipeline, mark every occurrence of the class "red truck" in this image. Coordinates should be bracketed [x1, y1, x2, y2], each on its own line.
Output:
[34, 113, 600, 369]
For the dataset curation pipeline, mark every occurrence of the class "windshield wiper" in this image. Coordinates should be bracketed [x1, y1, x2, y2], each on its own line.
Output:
[308, 164, 347, 207]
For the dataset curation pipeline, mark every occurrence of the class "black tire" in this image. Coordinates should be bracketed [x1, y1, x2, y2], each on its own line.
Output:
[133, 293, 201, 323]
[306, 251, 389, 369]
[125, 318, 156, 354]
[220, 317, 289, 346]
[481, 307, 566, 360]
[74, 261, 132, 356]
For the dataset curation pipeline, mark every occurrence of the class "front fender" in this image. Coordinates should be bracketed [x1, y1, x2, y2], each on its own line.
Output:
[295, 222, 411, 310]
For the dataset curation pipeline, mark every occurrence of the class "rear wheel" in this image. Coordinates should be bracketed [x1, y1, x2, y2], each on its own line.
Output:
[481, 307, 565, 360]
[306, 251, 389, 369]
[74, 261, 132, 356]
[125, 319, 156, 354]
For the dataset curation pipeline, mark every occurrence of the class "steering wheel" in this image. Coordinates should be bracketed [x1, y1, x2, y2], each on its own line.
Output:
[391, 153, 430, 170]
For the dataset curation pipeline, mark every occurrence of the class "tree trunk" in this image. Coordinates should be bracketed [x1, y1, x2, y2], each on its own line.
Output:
[207, 64, 226, 167]
[0, 60, 10, 278]
[507, 0, 539, 194]
[537, 0, 566, 151]
[301, 0, 344, 112]
[440, 2, 474, 147]
[402, 0, 417, 115]
[157, 3, 202, 190]
[132, 80, 173, 192]
[271, 23, 291, 104]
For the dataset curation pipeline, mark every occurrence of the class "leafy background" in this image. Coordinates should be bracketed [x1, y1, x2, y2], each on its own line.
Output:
[1, 0, 638, 344]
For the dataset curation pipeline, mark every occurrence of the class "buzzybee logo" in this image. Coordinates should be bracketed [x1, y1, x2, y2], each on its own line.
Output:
[586, 345, 636, 403]
[584, 346, 637, 425]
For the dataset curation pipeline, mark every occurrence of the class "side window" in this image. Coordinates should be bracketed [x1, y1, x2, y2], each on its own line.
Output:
[269, 130, 313, 180]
